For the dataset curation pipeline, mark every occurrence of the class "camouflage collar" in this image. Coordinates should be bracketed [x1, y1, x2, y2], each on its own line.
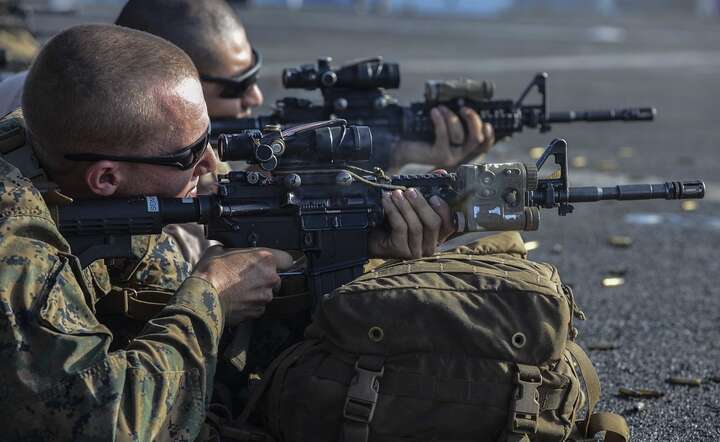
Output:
[0, 109, 71, 205]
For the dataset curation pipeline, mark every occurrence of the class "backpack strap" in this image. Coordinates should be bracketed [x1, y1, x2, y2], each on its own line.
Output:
[341, 355, 386, 442]
[587, 412, 630, 442]
[566, 341, 601, 435]
[566, 342, 630, 442]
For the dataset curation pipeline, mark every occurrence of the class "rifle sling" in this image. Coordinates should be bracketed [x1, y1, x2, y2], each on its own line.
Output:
[94, 287, 173, 321]
[94, 287, 310, 322]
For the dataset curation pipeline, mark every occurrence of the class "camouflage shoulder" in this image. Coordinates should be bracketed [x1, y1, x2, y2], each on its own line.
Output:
[0, 108, 25, 147]
[0, 156, 53, 222]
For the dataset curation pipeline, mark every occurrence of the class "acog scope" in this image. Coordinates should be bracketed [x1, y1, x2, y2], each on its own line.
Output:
[283, 56, 400, 90]
[217, 120, 372, 171]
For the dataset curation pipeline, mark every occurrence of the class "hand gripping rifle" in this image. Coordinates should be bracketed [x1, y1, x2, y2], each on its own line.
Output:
[210, 57, 656, 167]
[58, 120, 702, 309]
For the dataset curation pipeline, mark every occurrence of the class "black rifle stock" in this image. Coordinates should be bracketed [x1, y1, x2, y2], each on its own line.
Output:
[211, 57, 656, 167]
[58, 122, 703, 311]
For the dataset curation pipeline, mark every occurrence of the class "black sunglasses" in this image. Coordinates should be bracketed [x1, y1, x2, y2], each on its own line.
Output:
[200, 48, 262, 98]
[64, 125, 211, 171]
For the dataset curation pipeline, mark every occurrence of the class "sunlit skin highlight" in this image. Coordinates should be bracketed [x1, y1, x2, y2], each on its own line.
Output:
[80, 76, 218, 199]
[202, 28, 263, 119]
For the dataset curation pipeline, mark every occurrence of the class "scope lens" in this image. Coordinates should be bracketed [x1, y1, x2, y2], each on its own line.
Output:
[217, 131, 260, 162]
[282, 68, 307, 88]
[281, 68, 294, 87]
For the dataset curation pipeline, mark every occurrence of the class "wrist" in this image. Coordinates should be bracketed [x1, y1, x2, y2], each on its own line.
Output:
[169, 276, 226, 338]
[188, 272, 215, 290]
[188, 272, 228, 309]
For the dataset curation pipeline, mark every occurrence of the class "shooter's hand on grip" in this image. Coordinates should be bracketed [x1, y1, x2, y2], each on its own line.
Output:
[369, 189, 455, 259]
[192, 246, 293, 325]
[392, 106, 494, 171]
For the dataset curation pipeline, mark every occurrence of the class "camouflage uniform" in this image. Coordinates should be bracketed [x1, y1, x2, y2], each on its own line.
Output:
[97, 231, 194, 350]
[0, 112, 223, 440]
[0, 155, 224, 440]
[0, 111, 194, 352]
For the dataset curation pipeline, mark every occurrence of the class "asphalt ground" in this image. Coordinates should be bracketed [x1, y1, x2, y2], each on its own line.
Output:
[21, 5, 720, 441]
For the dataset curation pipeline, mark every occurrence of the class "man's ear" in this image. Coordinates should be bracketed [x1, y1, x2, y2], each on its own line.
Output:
[84, 160, 123, 196]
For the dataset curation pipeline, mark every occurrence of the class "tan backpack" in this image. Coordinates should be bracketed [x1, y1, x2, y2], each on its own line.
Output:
[237, 232, 629, 442]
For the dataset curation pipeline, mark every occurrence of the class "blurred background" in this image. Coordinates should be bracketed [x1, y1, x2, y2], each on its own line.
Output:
[1, 0, 719, 440]
[6, 0, 720, 16]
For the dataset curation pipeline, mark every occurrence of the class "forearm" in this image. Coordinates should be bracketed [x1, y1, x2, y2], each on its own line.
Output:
[0, 238, 224, 441]
[125, 275, 224, 395]
[110, 276, 224, 439]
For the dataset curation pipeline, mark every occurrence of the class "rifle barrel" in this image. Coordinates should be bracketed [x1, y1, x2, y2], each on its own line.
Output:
[561, 181, 705, 203]
[547, 107, 656, 123]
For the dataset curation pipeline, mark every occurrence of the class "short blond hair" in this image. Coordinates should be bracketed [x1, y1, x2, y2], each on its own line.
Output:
[22, 24, 200, 173]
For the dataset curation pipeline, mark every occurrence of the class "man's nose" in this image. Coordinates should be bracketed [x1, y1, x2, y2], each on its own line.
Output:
[242, 84, 263, 109]
[193, 144, 219, 177]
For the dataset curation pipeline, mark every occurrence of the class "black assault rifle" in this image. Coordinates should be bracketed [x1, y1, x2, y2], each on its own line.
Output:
[58, 120, 703, 311]
[211, 57, 656, 167]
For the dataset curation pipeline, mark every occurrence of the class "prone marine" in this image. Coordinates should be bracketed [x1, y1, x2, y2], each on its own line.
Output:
[0, 22, 454, 441]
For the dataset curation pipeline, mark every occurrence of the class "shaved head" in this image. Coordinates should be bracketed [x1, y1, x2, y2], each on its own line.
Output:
[22, 24, 208, 177]
[115, 0, 247, 76]
[116, 0, 262, 118]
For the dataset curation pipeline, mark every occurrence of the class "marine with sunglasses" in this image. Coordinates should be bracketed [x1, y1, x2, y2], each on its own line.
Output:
[107, 0, 490, 269]
[0, 0, 487, 267]
[0, 21, 455, 440]
[0, 24, 285, 440]
[114, 0, 494, 171]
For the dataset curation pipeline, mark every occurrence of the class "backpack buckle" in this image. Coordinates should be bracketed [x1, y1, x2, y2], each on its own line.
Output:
[343, 360, 385, 423]
[510, 364, 542, 435]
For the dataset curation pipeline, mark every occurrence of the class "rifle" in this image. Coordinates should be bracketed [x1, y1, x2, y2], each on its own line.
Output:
[58, 120, 703, 311]
[210, 57, 656, 167]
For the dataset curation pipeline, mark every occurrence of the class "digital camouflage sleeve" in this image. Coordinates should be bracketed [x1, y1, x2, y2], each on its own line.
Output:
[0, 157, 225, 441]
